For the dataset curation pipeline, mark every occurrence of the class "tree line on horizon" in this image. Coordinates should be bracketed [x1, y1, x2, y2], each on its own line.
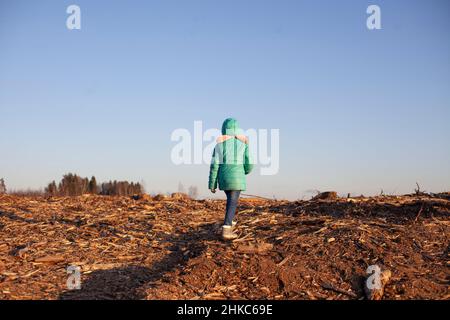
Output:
[1, 176, 202, 199]
[0, 174, 143, 197]
[45, 173, 143, 196]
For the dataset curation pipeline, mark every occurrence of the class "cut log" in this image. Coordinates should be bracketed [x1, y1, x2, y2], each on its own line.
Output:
[153, 194, 168, 201]
[34, 255, 65, 264]
[312, 191, 338, 201]
[131, 194, 152, 201]
[171, 192, 190, 200]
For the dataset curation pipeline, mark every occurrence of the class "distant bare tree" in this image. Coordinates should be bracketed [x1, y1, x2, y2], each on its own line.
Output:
[45, 181, 58, 196]
[0, 178, 6, 194]
[58, 173, 89, 196]
[178, 182, 185, 193]
[188, 185, 198, 199]
[88, 176, 98, 194]
[100, 180, 143, 196]
[414, 182, 426, 195]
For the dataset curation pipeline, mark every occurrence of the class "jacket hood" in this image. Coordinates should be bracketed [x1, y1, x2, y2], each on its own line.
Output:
[221, 118, 241, 135]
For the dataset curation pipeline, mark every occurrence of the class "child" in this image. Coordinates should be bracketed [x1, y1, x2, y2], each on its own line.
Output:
[208, 118, 253, 240]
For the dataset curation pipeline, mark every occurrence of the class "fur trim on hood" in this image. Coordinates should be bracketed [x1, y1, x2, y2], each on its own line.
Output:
[216, 134, 248, 144]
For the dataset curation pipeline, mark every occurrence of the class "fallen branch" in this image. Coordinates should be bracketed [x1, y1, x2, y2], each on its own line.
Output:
[277, 254, 293, 267]
[320, 282, 358, 298]
[414, 203, 425, 223]
[241, 193, 274, 201]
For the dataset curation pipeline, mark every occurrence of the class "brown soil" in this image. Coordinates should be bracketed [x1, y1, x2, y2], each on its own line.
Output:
[0, 193, 448, 300]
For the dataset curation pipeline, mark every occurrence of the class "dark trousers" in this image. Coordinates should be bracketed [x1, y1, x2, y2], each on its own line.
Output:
[224, 190, 241, 226]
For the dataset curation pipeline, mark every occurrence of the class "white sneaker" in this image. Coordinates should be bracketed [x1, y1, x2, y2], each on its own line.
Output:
[222, 225, 238, 240]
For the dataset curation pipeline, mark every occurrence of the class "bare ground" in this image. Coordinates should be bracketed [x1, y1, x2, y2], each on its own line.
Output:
[0, 193, 449, 300]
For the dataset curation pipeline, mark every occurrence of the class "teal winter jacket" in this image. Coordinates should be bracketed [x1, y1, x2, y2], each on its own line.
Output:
[208, 118, 253, 191]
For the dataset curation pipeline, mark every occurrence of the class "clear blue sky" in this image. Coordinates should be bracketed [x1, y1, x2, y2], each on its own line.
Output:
[1, 0, 449, 199]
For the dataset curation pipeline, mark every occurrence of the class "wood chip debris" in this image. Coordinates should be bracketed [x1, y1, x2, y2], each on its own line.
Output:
[0, 192, 448, 300]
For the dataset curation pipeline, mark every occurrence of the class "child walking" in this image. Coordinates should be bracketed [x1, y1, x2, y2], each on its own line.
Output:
[208, 118, 253, 240]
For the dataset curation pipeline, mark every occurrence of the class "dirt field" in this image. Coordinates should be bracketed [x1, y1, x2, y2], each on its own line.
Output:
[0, 193, 449, 300]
